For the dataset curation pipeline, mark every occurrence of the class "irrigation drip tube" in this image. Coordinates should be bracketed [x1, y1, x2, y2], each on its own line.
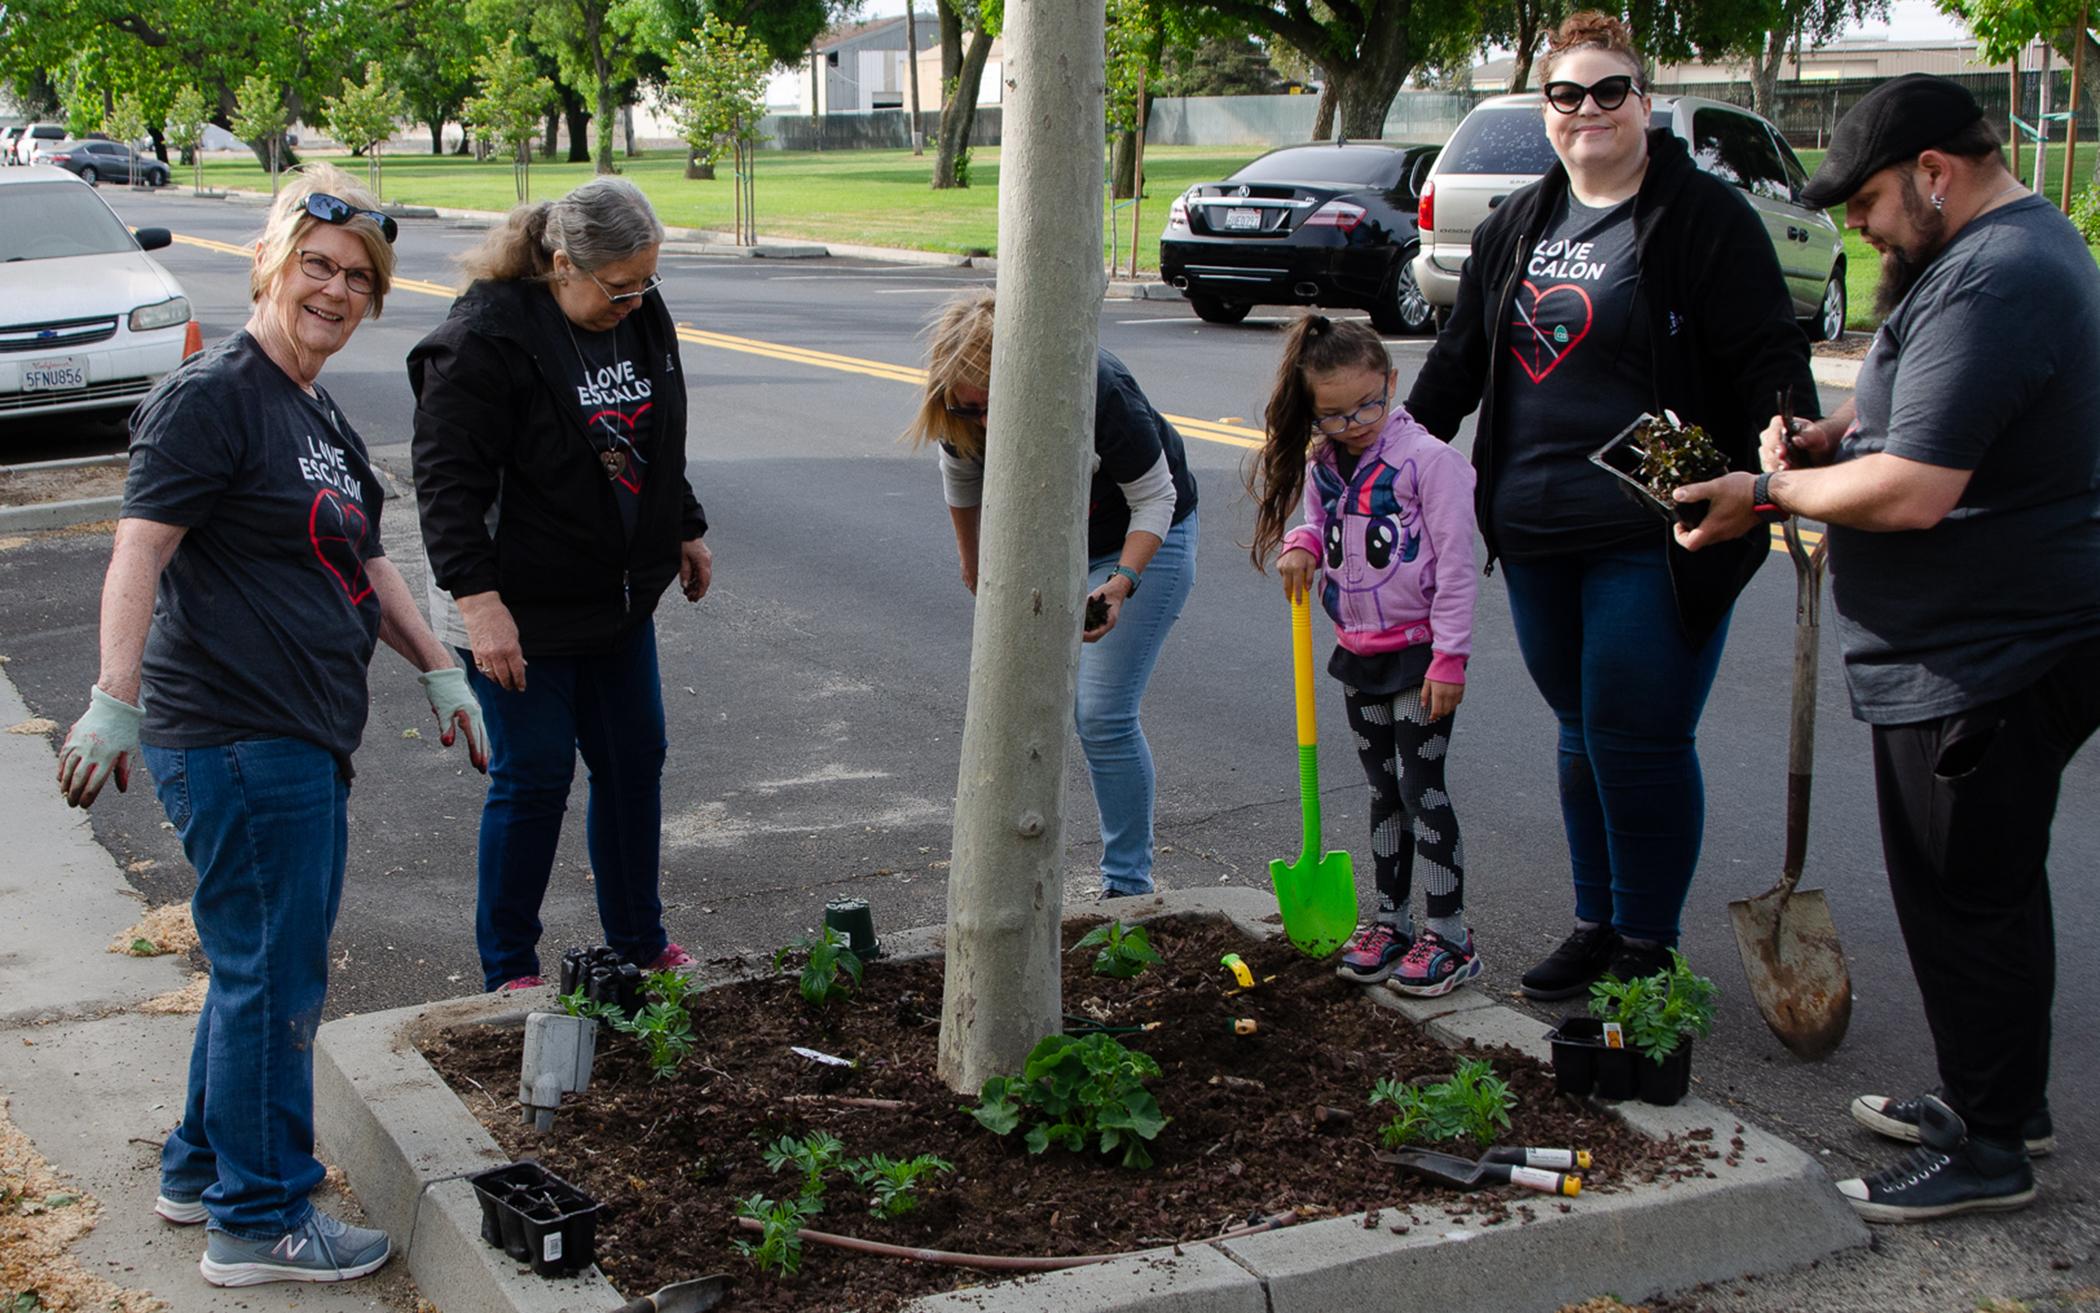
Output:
[733, 1208, 1305, 1273]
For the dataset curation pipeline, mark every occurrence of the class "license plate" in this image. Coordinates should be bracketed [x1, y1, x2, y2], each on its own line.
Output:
[23, 357, 85, 391]
[1224, 207, 1261, 230]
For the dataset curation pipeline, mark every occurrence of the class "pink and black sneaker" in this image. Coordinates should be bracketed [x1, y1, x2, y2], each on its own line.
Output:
[1387, 928, 1483, 998]
[646, 942, 696, 972]
[1335, 922, 1412, 984]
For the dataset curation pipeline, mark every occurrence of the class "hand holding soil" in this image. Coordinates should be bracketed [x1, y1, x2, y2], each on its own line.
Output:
[1082, 588, 1118, 642]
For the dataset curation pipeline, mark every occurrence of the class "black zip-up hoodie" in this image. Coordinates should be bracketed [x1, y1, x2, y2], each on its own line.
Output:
[1406, 129, 1819, 644]
[409, 278, 707, 657]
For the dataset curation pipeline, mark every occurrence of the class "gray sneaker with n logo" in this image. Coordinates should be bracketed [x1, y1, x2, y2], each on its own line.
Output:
[199, 1208, 391, 1286]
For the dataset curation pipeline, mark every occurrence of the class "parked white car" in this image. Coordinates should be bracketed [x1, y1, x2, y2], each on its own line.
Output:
[0, 166, 198, 422]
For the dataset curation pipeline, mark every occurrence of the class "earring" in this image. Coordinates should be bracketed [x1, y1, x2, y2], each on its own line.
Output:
[1931, 193, 1946, 213]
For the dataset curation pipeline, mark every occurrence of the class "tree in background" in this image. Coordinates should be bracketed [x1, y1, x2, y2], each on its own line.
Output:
[666, 14, 770, 207]
[325, 62, 410, 197]
[465, 35, 556, 201]
[1107, 0, 1166, 198]
[393, 0, 483, 154]
[231, 74, 290, 195]
[105, 92, 149, 183]
[1153, 32, 1290, 96]
[1944, 0, 2100, 148]
[165, 83, 211, 193]
[1474, 0, 1568, 91]
[934, 0, 1000, 187]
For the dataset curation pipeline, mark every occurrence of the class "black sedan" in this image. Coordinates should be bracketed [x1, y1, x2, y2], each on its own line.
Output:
[1159, 141, 1440, 333]
[38, 139, 168, 187]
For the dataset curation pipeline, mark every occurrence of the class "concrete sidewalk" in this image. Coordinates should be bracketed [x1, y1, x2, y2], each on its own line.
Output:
[0, 667, 421, 1310]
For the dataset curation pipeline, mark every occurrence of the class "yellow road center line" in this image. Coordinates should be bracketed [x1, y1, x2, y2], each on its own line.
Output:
[165, 228, 1811, 554]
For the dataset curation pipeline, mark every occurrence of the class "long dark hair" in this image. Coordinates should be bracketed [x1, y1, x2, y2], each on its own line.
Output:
[1246, 315, 1390, 570]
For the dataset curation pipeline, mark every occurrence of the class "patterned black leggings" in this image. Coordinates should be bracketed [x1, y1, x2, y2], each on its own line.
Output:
[1342, 684, 1465, 923]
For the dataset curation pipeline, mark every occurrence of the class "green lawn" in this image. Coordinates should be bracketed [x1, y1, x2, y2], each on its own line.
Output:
[195, 145, 1262, 274]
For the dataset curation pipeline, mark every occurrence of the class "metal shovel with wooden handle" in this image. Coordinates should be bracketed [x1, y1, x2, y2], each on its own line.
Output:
[1729, 518, 1853, 1059]
[1269, 592, 1357, 958]
[611, 1274, 730, 1313]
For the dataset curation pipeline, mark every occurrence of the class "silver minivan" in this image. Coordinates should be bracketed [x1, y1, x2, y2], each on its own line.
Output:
[1413, 94, 1848, 340]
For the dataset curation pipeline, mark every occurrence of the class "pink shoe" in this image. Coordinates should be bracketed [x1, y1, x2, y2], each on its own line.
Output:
[646, 942, 696, 972]
[498, 975, 546, 992]
[1335, 922, 1411, 984]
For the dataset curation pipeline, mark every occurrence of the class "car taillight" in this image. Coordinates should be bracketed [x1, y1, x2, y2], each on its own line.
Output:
[1166, 196, 1190, 233]
[1303, 200, 1366, 234]
[1418, 178, 1436, 235]
[49, 153, 70, 163]
[183, 321, 204, 358]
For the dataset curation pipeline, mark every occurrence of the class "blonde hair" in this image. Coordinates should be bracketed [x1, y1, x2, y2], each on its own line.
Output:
[250, 163, 394, 317]
[458, 177, 665, 284]
[1539, 10, 1645, 85]
[902, 288, 997, 459]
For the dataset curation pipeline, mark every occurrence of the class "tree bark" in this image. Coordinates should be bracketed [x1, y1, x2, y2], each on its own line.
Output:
[1752, 25, 1790, 121]
[623, 103, 638, 157]
[430, 120, 444, 154]
[1311, 78, 1337, 141]
[687, 146, 715, 179]
[939, 0, 963, 87]
[543, 108, 561, 159]
[932, 25, 993, 188]
[565, 102, 592, 163]
[1110, 129, 1137, 197]
[935, 0, 1103, 1097]
[907, 0, 925, 154]
[588, 3, 616, 173]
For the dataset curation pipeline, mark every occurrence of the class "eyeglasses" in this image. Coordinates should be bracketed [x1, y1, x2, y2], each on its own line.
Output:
[1310, 389, 1389, 437]
[304, 192, 397, 244]
[294, 248, 379, 297]
[587, 269, 664, 305]
[1543, 75, 1641, 114]
[944, 398, 988, 421]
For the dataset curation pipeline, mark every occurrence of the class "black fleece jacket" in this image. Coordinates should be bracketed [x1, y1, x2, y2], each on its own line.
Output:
[409, 278, 707, 658]
[1406, 129, 1819, 644]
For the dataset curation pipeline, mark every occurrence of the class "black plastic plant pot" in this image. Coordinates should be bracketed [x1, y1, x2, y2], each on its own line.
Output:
[1637, 1037, 1695, 1107]
[1590, 412, 1713, 529]
[469, 1161, 602, 1276]
[1592, 1039, 1639, 1101]
[1547, 1016, 1604, 1097]
[824, 896, 883, 960]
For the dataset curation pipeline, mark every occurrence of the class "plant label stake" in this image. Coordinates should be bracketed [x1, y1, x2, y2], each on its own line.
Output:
[519, 1011, 596, 1133]
[1268, 593, 1357, 957]
[1728, 518, 1853, 1059]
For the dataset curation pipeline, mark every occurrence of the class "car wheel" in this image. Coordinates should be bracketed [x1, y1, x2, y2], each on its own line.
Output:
[1189, 295, 1251, 325]
[1814, 266, 1847, 342]
[79, 166, 98, 184]
[1368, 247, 1435, 335]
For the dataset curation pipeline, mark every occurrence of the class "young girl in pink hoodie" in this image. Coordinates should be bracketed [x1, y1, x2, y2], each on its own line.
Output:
[1249, 316, 1482, 996]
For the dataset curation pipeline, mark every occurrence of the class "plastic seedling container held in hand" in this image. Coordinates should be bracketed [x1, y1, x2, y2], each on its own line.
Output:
[1268, 593, 1356, 957]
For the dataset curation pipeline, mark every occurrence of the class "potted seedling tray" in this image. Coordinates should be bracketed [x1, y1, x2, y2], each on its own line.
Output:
[1590, 411, 1729, 530]
[1636, 1037, 1695, 1107]
[1547, 1016, 1636, 1101]
[470, 1160, 602, 1277]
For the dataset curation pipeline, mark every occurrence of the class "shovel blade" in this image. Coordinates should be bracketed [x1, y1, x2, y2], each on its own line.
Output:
[1729, 883, 1852, 1060]
[1269, 850, 1356, 958]
[647, 1275, 731, 1313]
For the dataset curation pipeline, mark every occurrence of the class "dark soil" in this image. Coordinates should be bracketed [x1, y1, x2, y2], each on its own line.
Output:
[1084, 595, 1109, 631]
[421, 914, 1716, 1309]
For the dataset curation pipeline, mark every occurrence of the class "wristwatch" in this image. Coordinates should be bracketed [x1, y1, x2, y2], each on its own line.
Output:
[1751, 472, 1788, 524]
[1108, 565, 1142, 595]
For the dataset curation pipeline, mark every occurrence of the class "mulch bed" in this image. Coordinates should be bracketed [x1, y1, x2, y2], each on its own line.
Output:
[421, 914, 1718, 1309]
[0, 464, 124, 508]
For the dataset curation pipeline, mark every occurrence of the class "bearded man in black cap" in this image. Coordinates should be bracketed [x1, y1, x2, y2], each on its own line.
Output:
[1676, 72, 2100, 1223]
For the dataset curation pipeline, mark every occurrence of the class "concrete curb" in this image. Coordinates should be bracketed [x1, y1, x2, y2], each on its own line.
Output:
[1107, 281, 1182, 301]
[660, 240, 831, 260]
[0, 496, 121, 533]
[1811, 356, 1863, 389]
[314, 887, 1866, 1311]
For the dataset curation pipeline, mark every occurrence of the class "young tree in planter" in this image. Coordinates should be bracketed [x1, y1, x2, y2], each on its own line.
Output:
[665, 14, 770, 242]
[105, 93, 150, 187]
[230, 74, 289, 196]
[324, 63, 409, 198]
[465, 37, 556, 203]
[165, 84, 210, 195]
[935, 0, 1103, 1094]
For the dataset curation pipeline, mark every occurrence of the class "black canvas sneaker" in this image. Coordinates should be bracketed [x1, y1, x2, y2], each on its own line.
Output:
[1852, 1090, 2055, 1156]
[1836, 1094, 2035, 1223]
[1519, 923, 1621, 1000]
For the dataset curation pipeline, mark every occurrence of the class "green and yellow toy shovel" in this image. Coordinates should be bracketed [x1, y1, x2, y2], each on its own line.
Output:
[1268, 592, 1357, 958]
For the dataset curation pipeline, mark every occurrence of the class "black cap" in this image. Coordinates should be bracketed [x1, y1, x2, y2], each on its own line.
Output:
[1799, 74, 1985, 209]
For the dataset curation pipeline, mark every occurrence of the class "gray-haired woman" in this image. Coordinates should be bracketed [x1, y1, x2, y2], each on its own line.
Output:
[408, 177, 711, 992]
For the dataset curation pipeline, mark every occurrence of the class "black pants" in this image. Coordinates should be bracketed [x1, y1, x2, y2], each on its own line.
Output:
[1870, 634, 2100, 1141]
[1342, 684, 1465, 925]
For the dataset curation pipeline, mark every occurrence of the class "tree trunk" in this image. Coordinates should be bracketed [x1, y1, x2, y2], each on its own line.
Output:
[565, 103, 592, 163]
[430, 119, 444, 154]
[687, 145, 715, 179]
[147, 125, 167, 163]
[588, 5, 616, 174]
[935, 0, 1103, 1097]
[907, 0, 925, 154]
[1332, 23, 1415, 143]
[1110, 129, 1137, 197]
[2061, 25, 2100, 181]
[623, 103, 638, 157]
[1509, 45, 1536, 93]
[1311, 79, 1337, 141]
[543, 108, 561, 159]
[1752, 26, 1789, 121]
[939, 0, 963, 87]
[932, 25, 993, 188]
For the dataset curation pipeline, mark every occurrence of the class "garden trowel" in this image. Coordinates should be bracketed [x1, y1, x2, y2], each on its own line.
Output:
[1268, 593, 1356, 957]
[1729, 518, 1852, 1059]
[611, 1274, 730, 1313]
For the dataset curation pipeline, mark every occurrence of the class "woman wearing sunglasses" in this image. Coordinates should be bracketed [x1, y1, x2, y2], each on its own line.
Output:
[1406, 11, 1816, 998]
[409, 177, 710, 994]
[906, 288, 1199, 900]
[56, 166, 488, 1285]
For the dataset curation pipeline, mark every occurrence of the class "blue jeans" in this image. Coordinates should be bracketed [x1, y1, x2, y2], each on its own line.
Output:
[465, 618, 670, 990]
[145, 737, 346, 1240]
[1500, 539, 1730, 944]
[1079, 511, 1198, 895]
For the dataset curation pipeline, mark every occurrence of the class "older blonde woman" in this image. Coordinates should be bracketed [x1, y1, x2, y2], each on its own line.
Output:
[905, 289, 1198, 899]
[56, 165, 485, 1286]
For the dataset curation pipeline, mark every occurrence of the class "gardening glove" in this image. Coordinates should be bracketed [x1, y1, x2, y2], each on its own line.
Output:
[58, 685, 142, 809]
[418, 667, 489, 773]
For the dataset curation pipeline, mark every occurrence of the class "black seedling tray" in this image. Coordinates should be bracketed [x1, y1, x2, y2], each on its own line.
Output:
[469, 1160, 601, 1276]
[1590, 412, 1712, 529]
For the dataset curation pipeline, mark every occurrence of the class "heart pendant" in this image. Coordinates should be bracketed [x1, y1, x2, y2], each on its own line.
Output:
[600, 449, 626, 480]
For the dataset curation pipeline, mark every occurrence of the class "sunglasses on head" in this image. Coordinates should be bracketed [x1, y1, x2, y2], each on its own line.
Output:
[1542, 75, 1641, 114]
[304, 192, 397, 244]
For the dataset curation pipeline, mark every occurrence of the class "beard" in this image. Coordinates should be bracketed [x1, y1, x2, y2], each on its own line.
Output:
[1872, 180, 1949, 318]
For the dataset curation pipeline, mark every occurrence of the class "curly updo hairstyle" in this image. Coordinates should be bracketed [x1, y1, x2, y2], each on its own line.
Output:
[1539, 10, 1645, 86]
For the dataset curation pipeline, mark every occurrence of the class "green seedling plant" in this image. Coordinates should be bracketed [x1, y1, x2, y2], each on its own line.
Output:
[762, 1130, 845, 1205]
[1071, 920, 1164, 979]
[1589, 949, 1717, 1063]
[969, 1032, 1170, 1168]
[1630, 415, 1728, 500]
[1369, 1058, 1515, 1148]
[644, 966, 695, 1009]
[772, 926, 864, 1007]
[731, 1192, 818, 1276]
[557, 987, 694, 1080]
[844, 1153, 953, 1220]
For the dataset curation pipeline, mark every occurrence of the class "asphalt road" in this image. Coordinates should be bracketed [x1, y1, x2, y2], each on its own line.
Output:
[3, 187, 2096, 1303]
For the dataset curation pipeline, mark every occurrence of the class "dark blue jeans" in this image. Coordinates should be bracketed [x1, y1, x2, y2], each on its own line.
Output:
[465, 618, 670, 990]
[1501, 539, 1730, 945]
[144, 737, 346, 1239]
